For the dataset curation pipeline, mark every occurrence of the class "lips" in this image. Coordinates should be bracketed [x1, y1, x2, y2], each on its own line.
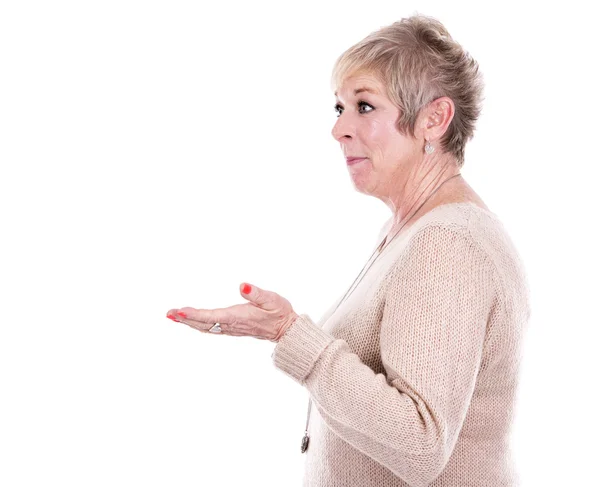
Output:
[346, 157, 367, 165]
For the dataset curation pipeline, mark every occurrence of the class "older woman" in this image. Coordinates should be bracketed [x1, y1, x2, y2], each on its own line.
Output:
[166, 13, 531, 487]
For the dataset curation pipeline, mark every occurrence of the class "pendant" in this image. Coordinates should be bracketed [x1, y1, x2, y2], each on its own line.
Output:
[301, 433, 309, 453]
[377, 236, 387, 253]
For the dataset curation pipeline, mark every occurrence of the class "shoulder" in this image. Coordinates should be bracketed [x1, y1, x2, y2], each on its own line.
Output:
[464, 207, 531, 322]
[386, 204, 530, 321]
[395, 203, 493, 261]
[381, 205, 500, 296]
[381, 221, 501, 330]
[393, 219, 494, 274]
[399, 202, 518, 268]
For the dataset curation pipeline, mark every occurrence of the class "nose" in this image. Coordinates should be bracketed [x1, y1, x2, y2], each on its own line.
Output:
[331, 114, 354, 142]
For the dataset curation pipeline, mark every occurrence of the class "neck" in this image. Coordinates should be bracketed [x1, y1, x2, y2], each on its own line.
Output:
[385, 153, 462, 233]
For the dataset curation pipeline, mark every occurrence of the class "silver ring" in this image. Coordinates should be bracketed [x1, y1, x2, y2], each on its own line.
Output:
[209, 322, 222, 333]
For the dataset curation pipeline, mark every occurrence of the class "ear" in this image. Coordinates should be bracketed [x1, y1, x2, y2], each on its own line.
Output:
[419, 96, 455, 142]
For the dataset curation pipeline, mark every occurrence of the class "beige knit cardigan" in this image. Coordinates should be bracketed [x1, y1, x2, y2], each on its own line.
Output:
[271, 202, 531, 486]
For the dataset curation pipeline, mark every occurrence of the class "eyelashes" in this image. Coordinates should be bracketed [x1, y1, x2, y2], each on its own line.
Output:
[334, 100, 374, 117]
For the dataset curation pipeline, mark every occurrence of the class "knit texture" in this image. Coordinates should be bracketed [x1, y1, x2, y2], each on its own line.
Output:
[271, 202, 531, 486]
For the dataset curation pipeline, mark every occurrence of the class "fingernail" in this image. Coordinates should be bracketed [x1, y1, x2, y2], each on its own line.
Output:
[176, 311, 187, 318]
[167, 314, 179, 321]
[242, 283, 252, 294]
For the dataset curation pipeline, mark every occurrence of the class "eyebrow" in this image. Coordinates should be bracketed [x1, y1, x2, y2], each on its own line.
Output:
[334, 87, 378, 97]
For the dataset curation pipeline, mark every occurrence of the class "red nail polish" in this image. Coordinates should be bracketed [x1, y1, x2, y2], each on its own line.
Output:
[242, 283, 252, 294]
[167, 314, 179, 321]
[176, 311, 187, 318]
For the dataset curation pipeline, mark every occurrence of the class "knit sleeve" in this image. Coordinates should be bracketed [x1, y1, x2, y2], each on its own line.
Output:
[271, 224, 499, 486]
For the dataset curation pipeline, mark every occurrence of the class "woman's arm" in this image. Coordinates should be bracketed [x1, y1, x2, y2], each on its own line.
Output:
[271, 224, 499, 487]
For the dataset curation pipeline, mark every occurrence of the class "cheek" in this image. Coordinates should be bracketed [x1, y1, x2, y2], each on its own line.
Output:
[362, 120, 386, 146]
[363, 120, 397, 154]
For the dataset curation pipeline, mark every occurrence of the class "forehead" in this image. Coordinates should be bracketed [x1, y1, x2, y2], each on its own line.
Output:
[334, 73, 383, 98]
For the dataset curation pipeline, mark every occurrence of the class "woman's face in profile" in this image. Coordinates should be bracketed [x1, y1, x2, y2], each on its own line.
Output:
[332, 72, 417, 195]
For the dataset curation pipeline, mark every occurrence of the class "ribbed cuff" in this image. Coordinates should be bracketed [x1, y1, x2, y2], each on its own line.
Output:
[271, 313, 335, 384]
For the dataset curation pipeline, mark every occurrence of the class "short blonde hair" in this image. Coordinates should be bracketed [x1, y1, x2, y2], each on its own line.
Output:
[331, 14, 484, 168]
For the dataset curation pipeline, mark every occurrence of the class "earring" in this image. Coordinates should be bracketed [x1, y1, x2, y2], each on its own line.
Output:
[424, 139, 435, 155]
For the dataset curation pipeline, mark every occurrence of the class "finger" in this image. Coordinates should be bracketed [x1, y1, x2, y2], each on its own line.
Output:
[240, 282, 277, 308]
[178, 317, 247, 337]
[176, 316, 221, 333]
[166, 310, 184, 322]
[175, 307, 228, 326]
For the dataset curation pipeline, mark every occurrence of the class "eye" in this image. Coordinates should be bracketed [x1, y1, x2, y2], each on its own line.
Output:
[334, 100, 375, 118]
[358, 101, 374, 114]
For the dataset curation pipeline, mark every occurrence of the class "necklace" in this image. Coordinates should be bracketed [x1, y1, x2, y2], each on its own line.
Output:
[300, 172, 462, 454]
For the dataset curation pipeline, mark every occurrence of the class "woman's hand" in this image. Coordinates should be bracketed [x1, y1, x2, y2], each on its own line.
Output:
[166, 283, 299, 343]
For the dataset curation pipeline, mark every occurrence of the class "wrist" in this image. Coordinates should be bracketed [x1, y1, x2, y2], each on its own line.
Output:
[273, 312, 299, 342]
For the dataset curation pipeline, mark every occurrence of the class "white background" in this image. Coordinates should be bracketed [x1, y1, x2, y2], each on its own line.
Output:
[1, 1, 599, 485]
